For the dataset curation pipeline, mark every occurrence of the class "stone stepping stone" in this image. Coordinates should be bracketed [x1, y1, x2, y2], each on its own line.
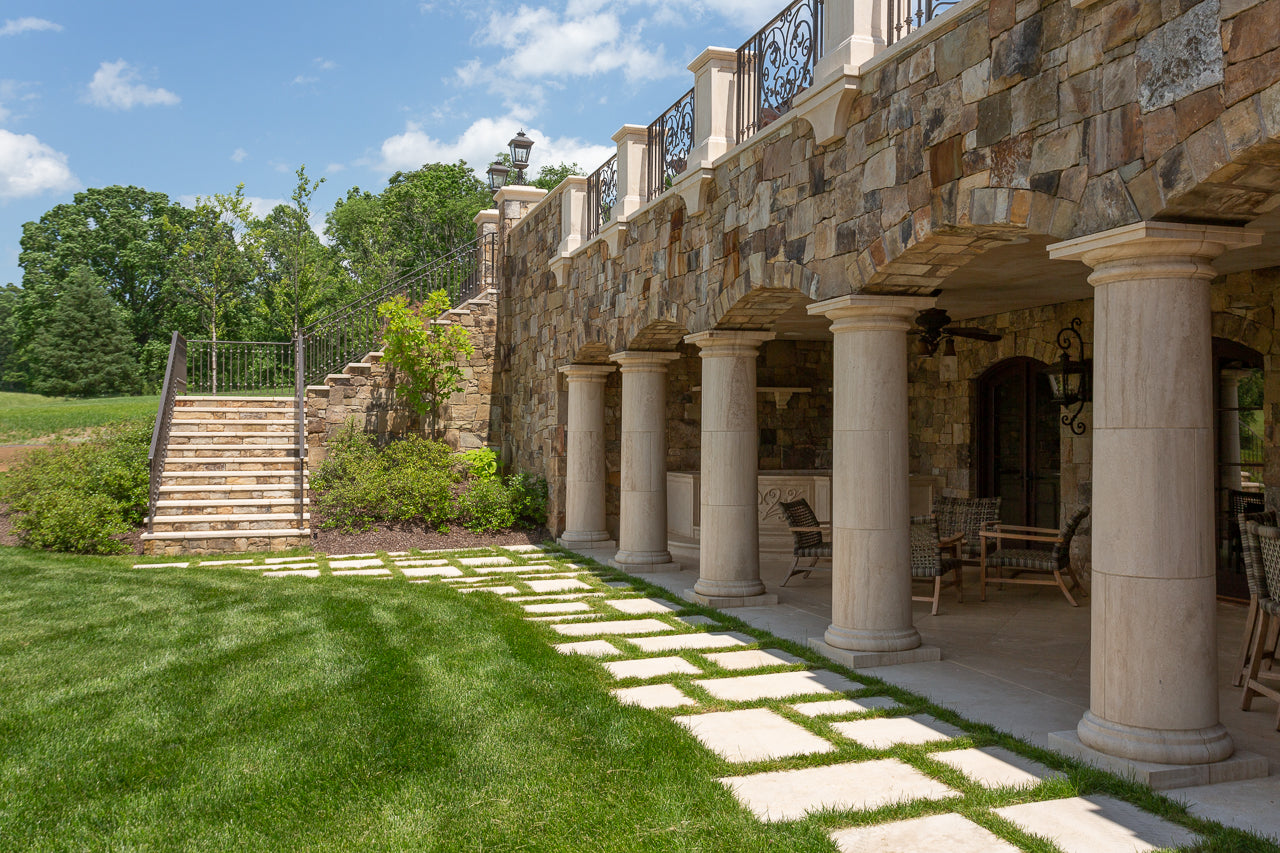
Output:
[332, 568, 392, 577]
[264, 569, 321, 578]
[603, 656, 701, 680]
[628, 632, 754, 653]
[721, 758, 959, 823]
[474, 564, 561, 574]
[400, 566, 462, 578]
[551, 618, 676, 637]
[526, 614, 596, 622]
[607, 597, 681, 615]
[674, 708, 834, 763]
[554, 640, 621, 657]
[329, 558, 383, 569]
[386, 551, 408, 556]
[831, 714, 962, 749]
[933, 746, 1061, 788]
[605, 581, 632, 589]
[506, 592, 604, 602]
[326, 552, 377, 559]
[678, 615, 720, 627]
[199, 559, 254, 566]
[265, 556, 310, 563]
[526, 578, 592, 593]
[993, 795, 1199, 853]
[613, 684, 697, 709]
[695, 670, 861, 702]
[261, 563, 318, 570]
[703, 649, 802, 671]
[502, 544, 548, 552]
[459, 556, 514, 567]
[441, 576, 491, 584]
[830, 812, 1022, 853]
[792, 697, 902, 717]
[523, 601, 592, 614]
[394, 558, 451, 567]
[134, 562, 189, 568]
[459, 585, 520, 595]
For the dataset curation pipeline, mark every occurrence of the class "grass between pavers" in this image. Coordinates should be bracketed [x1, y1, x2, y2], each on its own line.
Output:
[0, 391, 160, 444]
[5, 544, 1277, 852]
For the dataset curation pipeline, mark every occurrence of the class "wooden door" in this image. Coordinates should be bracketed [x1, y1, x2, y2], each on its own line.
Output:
[977, 358, 1061, 530]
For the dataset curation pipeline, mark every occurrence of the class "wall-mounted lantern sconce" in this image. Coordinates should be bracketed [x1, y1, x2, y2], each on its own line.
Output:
[1046, 317, 1092, 436]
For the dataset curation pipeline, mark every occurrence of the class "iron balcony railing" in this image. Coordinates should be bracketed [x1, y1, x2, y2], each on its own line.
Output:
[586, 155, 618, 240]
[737, 0, 824, 144]
[646, 87, 695, 202]
[186, 339, 296, 396]
[301, 231, 497, 386]
[146, 331, 186, 533]
[886, 0, 958, 44]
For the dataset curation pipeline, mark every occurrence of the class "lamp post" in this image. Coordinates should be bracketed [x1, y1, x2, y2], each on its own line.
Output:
[486, 160, 510, 198]
[508, 130, 534, 184]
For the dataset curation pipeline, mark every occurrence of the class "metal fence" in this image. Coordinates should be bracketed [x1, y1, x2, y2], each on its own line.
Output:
[586, 155, 618, 240]
[737, 0, 824, 144]
[885, 0, 958, 45]
[647, 88, 695, 202]
[185, 339, 296, 396]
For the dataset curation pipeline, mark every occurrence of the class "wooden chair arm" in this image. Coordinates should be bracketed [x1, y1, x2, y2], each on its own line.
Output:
[939, 532, 965, 547]
[979, 524, 1063, 548]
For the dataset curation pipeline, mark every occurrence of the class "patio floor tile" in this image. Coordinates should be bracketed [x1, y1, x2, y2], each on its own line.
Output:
[612, 684, 698, 709]
[830, 715, 963, 749]
[933, 746, 1062, 788]
[606, 597, 682, 615]
[694, 670, 862, 702]
[526, 578, 592, 593]
[830, 813, 1022, 852]
[553, 640, 621, 657]
[791, 697, 902, 717]
[628, 632, 754, 652]
[702, 649, 802, 670]
[603, 655, 702, 680]
[721, 758, 959, 822]
[399, 566, 462, 578]
[551, 618, 676, 637]
[673, 708, 835, 762]
[523, 601, 592, 614]
[993, 795, 1199, 853]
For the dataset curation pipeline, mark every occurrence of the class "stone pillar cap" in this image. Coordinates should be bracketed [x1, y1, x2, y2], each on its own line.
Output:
[473, 209, 498, 226]
[610, 350, 682, 366]
[558, 363, 616, 379]
[807, 293, 937, 318]
[687, 46, 738, 73]
[612, 124, 648, 143]
[494, 185, 548, 206]
[684, 329, 775, 349]
[1048, 221, 1262, 263]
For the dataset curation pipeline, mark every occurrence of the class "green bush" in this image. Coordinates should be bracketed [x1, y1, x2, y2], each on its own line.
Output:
[458, 447, 498, 481]
[1, 418, 152, 554]
[507, 472, 548, 527]
[456, 478, 515, 532]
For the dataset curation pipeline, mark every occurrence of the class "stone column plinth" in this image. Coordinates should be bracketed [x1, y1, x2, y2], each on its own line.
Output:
[557, 363, 616, 550]
[686, 330, 777, 607]
[609, 351, 682, 573]
[805, 295, 941, 668]
[1049, 222, 1262, 769]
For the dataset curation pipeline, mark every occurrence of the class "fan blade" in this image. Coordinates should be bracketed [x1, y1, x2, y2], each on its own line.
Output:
[947, 327, 1002, 341]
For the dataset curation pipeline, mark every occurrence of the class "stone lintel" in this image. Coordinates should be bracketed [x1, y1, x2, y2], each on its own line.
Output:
[1047, 731, 1269, 791]
[809, 639, 943, 669]
[686, 589, 780, 609]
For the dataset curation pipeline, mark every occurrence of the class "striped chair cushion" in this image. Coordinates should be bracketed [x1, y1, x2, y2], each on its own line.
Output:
[796, 543, 833, 558]
[986, 548, 1062, 572]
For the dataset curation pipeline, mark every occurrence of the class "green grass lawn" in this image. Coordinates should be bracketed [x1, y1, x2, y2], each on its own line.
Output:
[0, 392, 159, 444]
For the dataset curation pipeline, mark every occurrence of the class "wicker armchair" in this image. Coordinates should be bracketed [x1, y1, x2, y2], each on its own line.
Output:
[933, 496, 1001, 561]
[779, 498, 832, 587]
[1233, 508, 1277, 687]
[910, 515, 964, 616]
[979, 504, 1090, 606]
[1241, 522, 1280, 730]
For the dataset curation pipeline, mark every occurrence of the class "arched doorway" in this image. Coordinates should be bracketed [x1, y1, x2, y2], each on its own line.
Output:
[977, 357, 1061, 529]
[1214, 338, 1265, 599]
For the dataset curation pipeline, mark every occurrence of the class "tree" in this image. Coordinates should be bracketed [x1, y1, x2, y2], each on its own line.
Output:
[531, 161, 584, 191]
[380, 161, 490, 271]
[378, 292, 474, 438]
[24, 267, 140, 397]
[325, 186, 397, 297]
[0, 284, 25, 390]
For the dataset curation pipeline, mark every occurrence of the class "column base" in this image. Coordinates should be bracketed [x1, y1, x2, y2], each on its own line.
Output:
[808, 638, 942, 670]
[824, 623, 923, 654]
[557, 531, 616, 550]
[1048, 730, 1266, 791]
[684, 588, 779, 609]
[1076, 710, 1235, 766]
[609, 556, 682, 573]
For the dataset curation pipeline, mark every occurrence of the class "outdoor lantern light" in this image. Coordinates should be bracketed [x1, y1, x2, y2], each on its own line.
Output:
[486, 160, 510, 196]
[1046, 317, 1092, 436]
[508, 130, 534, 183]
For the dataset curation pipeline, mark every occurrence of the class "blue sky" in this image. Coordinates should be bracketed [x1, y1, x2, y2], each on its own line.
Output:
[0, 0, 790, 287]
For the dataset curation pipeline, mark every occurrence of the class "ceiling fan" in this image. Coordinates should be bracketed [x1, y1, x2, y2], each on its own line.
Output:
[910, 308, 1002, 356]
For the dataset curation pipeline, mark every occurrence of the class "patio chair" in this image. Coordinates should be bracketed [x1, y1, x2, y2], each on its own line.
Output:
[779, 498, 832, 587]
[1233, 508, 1277, 687]
[910, 515, 964, 616]
[933, 496, 1001, 562]
[1241, 522, 1280, 729]
[979, 504, 1090, 606]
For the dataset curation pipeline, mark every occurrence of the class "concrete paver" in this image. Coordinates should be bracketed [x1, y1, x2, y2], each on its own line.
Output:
[791, 697, 902, 717]
[400, 566, 463, 578]
[831, 714, 963, 749]
[628, 632, 755, 653]
[523, 601, 592, 614]
[695, 670, 862, 701]
[830, 813, 1023, 853]
[459, 556, 514, 567]
[553, 640, 621, 657]
[603, 655, 702, 680]
[993, 795, 1200, 853]
[329, 559, 383, 569]
[264, 569, 320, 578]
[526, 578, 592, 593]
[458, 585, 520, 595]
[612, 684, 698, 709]
[332, 567, 392, 576]
[933, 746, 1061, 788]
[551, 618, 676, 637]
[673, 708, 835, 762]
[607, 597, 682, 614]
[703, 649, 802, 670]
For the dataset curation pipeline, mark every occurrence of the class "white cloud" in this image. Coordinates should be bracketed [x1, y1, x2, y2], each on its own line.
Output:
[376, 117, 615, 179]
[292, 75, 318, 85]
[231, 147, 248, 163]
[315, 58, 337, 71]
[325, 162, 346, 174]
[0, 129, 77, 200]
[0, 17, 62, 37]
[86, 60, 180, 109]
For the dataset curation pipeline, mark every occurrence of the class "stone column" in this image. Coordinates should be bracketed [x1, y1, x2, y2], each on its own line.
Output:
[685, 330, 777, 607]
[807, 295, 941, 667]
[816, 0, 886, 83]
[556, 364, 617, 550]
[1050, 222, 1261, 767]
[612, 124, 648, 219]
[609, 351, 682, 573]
[688, 47, 738, 167]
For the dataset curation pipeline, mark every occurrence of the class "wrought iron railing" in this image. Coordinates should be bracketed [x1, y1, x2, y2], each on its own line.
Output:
[647, 88, 695, 202]
[586, 155, 618, 239]
[737, 0, 824, 144]
[147, 331, 186, 533]
[886, 0, 958, 45]
[186, 339, 296, 396]
[301, 232, 497, 385]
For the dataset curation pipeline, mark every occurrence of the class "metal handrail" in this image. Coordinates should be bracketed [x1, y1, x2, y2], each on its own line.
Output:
[147, 331, 186, 533]
[647, 88, 695, 202]
[886, 0, 958, 45]
[294, 334, 307, 529]
[737, 0, 824, 144]
[186, 339, 295, 396]
[587, 155, 618, 239]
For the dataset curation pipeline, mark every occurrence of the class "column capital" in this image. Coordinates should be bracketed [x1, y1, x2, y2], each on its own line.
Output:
[558, 363, 616, 382]
[808, 294, 936, 332]
[687, 45, 737, 74]
[1048, 222, 1262, 284]
[611, 123, 648, 145]
[684, 329, 774, 356]
[609, 350, 682, 370]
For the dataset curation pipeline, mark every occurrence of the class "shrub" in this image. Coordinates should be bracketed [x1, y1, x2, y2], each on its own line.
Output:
[458, 447, 498, 481]
[456, 478, 515, 533]
[381, 437, 456, 527]
[507, 472, 548, 527]
[13, 491, 131, 554]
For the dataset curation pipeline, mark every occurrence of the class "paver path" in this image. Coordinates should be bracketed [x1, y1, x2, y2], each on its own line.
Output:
[143, 545, 1209, 852]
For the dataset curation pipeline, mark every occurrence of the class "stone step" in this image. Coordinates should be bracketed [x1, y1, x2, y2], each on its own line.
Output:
[171, 417, 296, 426]
[164, 458, 302, 472]
[142, 528, 310, 556]
[178, 396, 294, 405]
[168, 433, 296, 445]
[155, 498, 310, 515]
[149, 513, 311, 533]
[169, 423, 297, 435]
[167, 445, 296, 457]
[343, 362, 372, 375]
[172, 406, 298, 415]
[158, 485, 306, 500]
[160, 472, 307, 487]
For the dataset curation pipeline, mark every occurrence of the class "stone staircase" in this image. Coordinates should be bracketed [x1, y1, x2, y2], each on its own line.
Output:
[141, 396, 310, 556]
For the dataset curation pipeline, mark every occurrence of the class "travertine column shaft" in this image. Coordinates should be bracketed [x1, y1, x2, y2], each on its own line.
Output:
[810, 295, 935, 652]
[609, 351, 682, 572]
[686, 330, 775, 606]
[557, 364, 616, 548]
[1050, 221, 1261, 765]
